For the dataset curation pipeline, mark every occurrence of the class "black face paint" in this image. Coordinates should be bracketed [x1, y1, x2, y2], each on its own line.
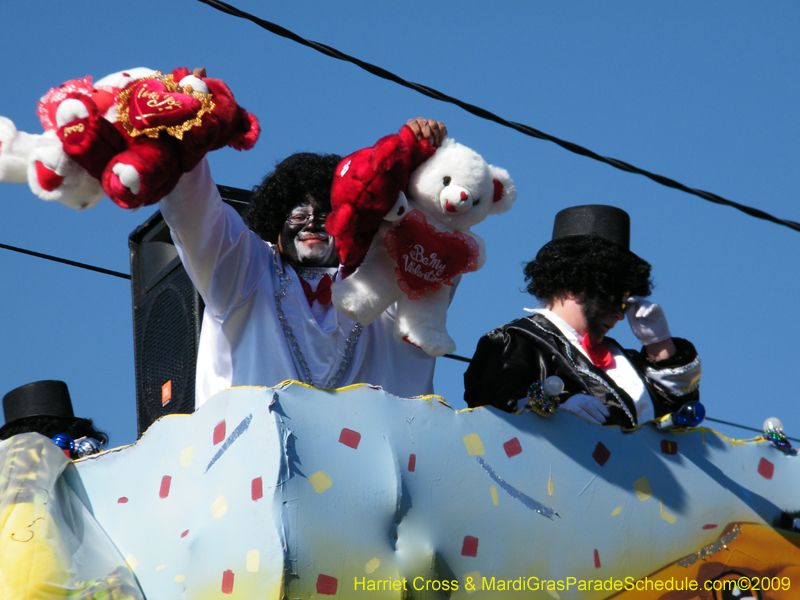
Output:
[278, 197, 338, 268]
[581, 295, 623, 341]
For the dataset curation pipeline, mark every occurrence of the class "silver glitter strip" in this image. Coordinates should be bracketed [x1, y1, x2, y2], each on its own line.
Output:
[476, 457, 559, 519]
[324, 323, 363, 389]
[677, 525, 740, 567]
[273, 253, 362, 388]
[645, 354, 701, 377]
[529, 318, 637, 428]
[295, 266, 335, 281]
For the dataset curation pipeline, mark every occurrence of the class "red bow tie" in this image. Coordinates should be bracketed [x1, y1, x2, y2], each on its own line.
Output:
[581, 334, 615, 369]
[300, 275, 332, 307]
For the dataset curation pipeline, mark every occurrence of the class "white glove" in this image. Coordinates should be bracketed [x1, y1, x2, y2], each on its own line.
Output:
[625, 296, 672, 346]
[560, 394, 609, 425]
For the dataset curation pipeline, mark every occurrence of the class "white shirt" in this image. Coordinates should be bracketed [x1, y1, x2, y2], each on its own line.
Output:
[160, 160, 437, 408]
[527, 308, 655, 423]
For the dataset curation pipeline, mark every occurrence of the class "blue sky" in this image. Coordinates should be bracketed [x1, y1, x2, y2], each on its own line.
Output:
[1, 1, 798, 446]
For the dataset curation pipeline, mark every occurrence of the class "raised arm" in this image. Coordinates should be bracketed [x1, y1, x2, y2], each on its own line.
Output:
[159, 159, 273, 317]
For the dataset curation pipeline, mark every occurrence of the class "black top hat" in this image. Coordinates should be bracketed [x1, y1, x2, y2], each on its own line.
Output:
[551, 205, 631, 250]
[0, 380, 85, 438]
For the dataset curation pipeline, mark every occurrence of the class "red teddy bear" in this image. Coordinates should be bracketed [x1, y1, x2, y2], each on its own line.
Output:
[55, 67, 259, 209]
[326, 124, 436, 276]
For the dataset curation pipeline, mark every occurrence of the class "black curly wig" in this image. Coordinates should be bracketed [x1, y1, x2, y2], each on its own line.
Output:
[243, 152, 343, 243]
[524, 235, 652, 303]
[0, 415, 108, 445]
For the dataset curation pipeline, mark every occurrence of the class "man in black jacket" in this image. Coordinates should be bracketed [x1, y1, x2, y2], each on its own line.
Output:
[464, 205, 700, 428]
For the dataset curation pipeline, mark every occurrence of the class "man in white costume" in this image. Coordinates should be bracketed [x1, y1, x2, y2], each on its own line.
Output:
[160, 118, 448, 408]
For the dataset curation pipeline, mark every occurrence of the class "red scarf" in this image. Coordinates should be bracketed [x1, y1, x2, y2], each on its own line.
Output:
[299, 275, 332, 307]
[581, 334, 615, 369]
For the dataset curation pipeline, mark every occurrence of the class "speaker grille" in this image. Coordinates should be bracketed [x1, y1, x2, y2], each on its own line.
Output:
[133, 263, 200, 436]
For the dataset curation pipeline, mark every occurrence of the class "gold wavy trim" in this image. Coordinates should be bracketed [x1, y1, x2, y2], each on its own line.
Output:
[117, 71, 215, 140]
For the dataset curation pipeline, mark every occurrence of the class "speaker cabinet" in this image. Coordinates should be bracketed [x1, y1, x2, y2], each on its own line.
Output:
[129, 185, 250, 437]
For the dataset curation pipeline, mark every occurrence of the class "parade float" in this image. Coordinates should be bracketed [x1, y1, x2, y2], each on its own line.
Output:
[2, 382, 799, 599]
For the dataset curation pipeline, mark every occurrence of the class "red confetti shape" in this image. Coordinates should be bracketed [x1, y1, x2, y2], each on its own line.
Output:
[338, 428, 361, 449]
[252, 477, 263, 501]
[159, 475, 172, 499]
[594, 549, 601, 568]
[592, 442, 611, 466]
[213, 420, 226, 445]
[660, 440, 678, 455]
[408, 454, 416, 472]
[758, 457, 774, 480]
[702, 524, 718, 530]
[503, 437, 523, 457]
[117, 497, 128, 504]
[316, 574, 338, 595]
[181, 530, 189, 538]
[461, 535, 479, 557]
[221, 570, 234, 594]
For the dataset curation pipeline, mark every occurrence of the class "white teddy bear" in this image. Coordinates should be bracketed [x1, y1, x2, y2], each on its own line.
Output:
[0, 68, 154, 211]
[331, 136, 516, 356]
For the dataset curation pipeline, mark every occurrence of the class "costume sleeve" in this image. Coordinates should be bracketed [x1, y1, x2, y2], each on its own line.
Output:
[463, 326, 548, 413]
[159, 159, 273, 318]
[640, 337, 701, 406]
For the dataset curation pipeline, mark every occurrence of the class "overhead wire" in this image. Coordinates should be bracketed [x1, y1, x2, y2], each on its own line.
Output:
[0, 242, 130, 280]
[196, 0, 800, 234]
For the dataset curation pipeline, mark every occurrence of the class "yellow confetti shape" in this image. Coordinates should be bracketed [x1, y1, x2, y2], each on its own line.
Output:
[490, 486, 499, 506]
[464, 571, 481, 593]
[175, 575, 186, 583]
[211, 495, 228, 520]
[180, 446, 194, 468]
[611, 506, 623, 517]
[365, 558, 380, 574]
[156, 565, 165, 571]
[633, 476, 653, 501]
[660, 497, 677, 524]
[26, 449, 41, 463]
[247, 549, 260, 572]
[548, 476, 553, 497]
[547, 589, 562, 599]
[309, 471, 333, 493]
[462, 433, 485, 456]
[126, 554, 137, 570]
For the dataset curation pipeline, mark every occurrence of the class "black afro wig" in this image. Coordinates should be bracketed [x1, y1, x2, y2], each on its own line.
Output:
[524, 235, 652, 302]
[243, 152, 342, 243]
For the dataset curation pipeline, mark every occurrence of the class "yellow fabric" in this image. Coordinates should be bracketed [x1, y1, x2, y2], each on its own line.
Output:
[0, 434, 144, 600]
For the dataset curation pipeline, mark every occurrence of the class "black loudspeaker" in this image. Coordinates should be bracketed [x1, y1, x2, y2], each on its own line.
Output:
[129, 185, 251, 437]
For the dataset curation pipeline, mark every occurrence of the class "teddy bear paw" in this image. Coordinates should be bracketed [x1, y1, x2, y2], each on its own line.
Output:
[331, 280, 387, 325]
[55, 98, 90, 128]
[400, 328, 456, 357]
[111, 162, 142, 195]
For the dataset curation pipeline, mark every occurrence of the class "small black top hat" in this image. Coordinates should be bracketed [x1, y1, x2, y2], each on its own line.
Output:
[551, 205, 631, 250]
[0, 380, 83, 438]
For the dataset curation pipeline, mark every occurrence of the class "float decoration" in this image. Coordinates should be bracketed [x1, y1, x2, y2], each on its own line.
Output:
[2, 383, 797, 599]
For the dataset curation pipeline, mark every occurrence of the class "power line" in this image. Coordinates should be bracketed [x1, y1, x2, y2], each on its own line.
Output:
[0, 242, 130, 280]
[196, 0, 800, 235]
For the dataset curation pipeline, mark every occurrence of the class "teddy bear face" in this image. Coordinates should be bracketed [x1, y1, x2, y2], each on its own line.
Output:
[406, 138, 515, 230]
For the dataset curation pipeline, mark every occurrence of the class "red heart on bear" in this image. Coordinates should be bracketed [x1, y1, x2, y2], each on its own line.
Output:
[126, 79, 202, 131]
[384, 210, 479, 300]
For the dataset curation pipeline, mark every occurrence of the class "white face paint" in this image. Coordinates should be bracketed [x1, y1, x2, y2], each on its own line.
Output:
[278, 201, 337, 268]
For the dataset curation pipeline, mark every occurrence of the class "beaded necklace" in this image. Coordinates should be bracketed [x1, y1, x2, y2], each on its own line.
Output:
[273, 253, 363, 389]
